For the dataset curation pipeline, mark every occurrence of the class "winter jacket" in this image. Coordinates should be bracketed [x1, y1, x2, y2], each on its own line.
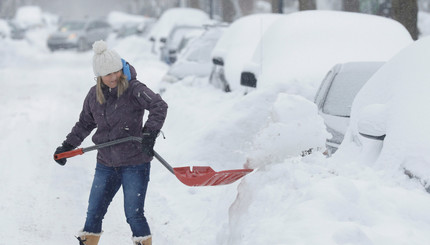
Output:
[64, 62, 168, 167]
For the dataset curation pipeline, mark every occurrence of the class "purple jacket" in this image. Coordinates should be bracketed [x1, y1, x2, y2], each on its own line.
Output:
[64, 63, 168, 167]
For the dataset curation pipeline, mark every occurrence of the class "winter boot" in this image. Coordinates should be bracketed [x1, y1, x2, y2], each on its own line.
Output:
[76, 231, 102, 245]
[132, 235, 152, 245]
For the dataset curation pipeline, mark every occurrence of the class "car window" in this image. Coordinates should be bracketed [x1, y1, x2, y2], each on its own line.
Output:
[322, 68, 377, 117]
[86, 22, 96, 30]
[168, 28, 194, 50]
[87, 21, 109, 30]
[186, 45, 211, 62]
[95, 21, 110, 28]
[184, 38, 216, 62]
[314, 69, 334, 105]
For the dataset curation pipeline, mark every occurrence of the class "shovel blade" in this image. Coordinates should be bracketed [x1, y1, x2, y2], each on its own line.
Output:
[173, 166, 253, 186]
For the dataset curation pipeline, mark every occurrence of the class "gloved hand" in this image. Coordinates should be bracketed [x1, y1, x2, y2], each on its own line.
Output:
[141, 128, 159, 157]
[54, 142, 74, 166]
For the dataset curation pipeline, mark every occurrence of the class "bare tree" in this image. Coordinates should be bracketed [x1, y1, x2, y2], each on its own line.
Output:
[188, 0, 200, 8]
[271, 0, 283, 13]
[222, 0, 237, 22]
[342, 0, 360, 12]
[220, 0, 256, 22]
[299, 0, 316, 10]
[239, 0, 255, 16]
[0, 0, 27, 19]
[391, 0, 419, 40]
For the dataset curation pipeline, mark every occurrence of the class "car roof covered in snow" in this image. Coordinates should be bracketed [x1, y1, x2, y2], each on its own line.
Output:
[242, 10, 413, 99]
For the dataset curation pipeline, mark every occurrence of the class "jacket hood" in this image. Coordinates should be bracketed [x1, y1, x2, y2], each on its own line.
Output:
[121, 59, 137, 81]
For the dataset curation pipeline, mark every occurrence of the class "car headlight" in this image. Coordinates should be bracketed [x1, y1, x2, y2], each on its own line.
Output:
[68, 33, 77, 40]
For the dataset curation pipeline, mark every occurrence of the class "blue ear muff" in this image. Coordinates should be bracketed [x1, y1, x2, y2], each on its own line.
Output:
[121, 59, 132, 81]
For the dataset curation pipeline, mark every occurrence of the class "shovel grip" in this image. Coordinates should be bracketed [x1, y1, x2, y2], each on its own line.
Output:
[54, 148, 84, 160]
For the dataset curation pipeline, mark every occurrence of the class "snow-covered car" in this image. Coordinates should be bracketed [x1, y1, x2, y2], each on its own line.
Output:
[160, 25, 205, 64]
[314, 61, 384, 155]
[9, 5, 57, 40]
[209, 13, 282, 92]
[161, 24, 226, 86]
[13, 5, 44, 30]
[148, 8, 211, 55]
[239, 10, 413, 99]
[8, 20, 27, 40]
[47, 19, 111, 52]
[343, 36, 430, 192]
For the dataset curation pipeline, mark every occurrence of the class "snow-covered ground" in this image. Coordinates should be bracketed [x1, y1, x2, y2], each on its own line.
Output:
[1, 10, 430, 245]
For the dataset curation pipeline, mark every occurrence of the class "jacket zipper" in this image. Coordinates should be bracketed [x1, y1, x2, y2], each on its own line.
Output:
[103, 91, 112, 141]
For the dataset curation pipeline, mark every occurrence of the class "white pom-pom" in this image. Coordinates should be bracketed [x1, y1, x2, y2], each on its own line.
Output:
[93, 40, 107, 54]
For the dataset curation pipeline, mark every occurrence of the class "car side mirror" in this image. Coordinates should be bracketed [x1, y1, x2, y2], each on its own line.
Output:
[357, 104, 387, 140]
[240, 71, 257, 88]
[212, 57, 224, 66]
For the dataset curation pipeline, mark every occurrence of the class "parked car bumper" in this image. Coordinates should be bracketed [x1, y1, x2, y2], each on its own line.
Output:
[325, 126, 345, 156]
[47, 37, 78, 50]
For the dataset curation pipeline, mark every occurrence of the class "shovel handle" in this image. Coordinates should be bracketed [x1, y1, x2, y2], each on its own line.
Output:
[54, 148, 84, 160]
[53, 136, 142, 161]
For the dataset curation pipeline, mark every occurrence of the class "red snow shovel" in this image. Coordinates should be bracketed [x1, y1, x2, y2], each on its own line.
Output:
[54, 136, 253, 187]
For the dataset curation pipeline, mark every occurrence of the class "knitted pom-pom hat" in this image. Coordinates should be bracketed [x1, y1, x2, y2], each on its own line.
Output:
[92, 40, 122, 77]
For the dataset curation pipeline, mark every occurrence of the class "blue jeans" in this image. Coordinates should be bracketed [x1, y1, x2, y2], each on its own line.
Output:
[83, 162, 151, 237]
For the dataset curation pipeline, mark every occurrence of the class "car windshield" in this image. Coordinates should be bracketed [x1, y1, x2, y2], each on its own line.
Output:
[168, 27, 202, 50]
[59, 21, 85, 31]
[322, 63, 382, 117]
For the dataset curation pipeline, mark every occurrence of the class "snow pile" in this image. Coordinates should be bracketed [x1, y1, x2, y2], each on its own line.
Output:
[160, 78, 328, 170]
[246, 93, 329, 168]
[224, 153, 430, 245]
